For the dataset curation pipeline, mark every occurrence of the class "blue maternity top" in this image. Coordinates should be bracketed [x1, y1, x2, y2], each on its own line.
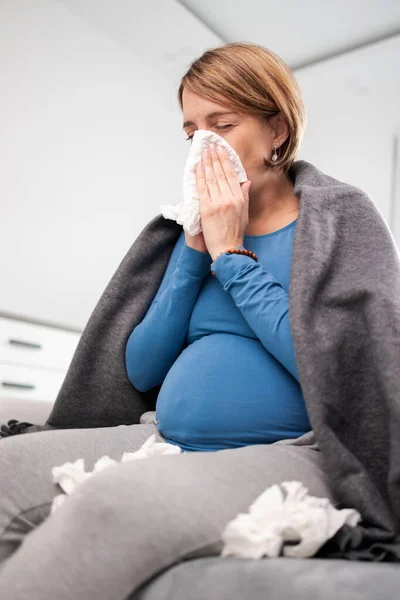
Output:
[125, 218, 312, 452]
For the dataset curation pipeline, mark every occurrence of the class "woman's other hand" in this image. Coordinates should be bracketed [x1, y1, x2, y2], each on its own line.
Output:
[184, 230, 209, 254]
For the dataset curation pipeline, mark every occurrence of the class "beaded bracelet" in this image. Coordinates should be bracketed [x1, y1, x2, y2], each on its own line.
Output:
[211, 247, 259, 277]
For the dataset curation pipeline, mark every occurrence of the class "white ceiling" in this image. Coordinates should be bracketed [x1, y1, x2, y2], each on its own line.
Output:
[61, 0, 400, 78]
[180, 0, 400, 69]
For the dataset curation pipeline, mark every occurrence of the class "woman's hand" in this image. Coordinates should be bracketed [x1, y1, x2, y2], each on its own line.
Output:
[195, 143, 251, 262]
[184, 230, 208, 254]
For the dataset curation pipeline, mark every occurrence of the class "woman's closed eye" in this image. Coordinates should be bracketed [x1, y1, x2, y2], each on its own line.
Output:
[185, 124, 233, 142]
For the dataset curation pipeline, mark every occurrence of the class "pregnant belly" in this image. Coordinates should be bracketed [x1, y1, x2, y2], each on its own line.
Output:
[155, 333, 311, 451]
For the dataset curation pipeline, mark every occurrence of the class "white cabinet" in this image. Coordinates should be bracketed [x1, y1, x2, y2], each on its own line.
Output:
[0, 313, 81, 424]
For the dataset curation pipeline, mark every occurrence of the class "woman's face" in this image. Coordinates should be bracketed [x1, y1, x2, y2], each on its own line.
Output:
[182, 87, 288, 183]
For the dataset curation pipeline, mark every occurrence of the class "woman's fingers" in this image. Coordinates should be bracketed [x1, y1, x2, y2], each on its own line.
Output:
[196, 144, 243, 205]
[201, 148, 220, 201]
[195, 162, 211, 205]
[209, 144, 232, 197]
[216, 146, 243, 197]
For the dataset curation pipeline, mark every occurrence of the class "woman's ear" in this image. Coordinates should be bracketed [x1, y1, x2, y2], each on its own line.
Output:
[274, 112, 290, 147]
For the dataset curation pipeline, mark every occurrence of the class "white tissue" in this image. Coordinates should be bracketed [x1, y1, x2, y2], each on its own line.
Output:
[220, 480, 361, 559]
[160, 129, 248, 236]
[51, 434, 182, 514]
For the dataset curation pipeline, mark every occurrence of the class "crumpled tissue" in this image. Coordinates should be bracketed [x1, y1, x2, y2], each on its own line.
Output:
[220, 480, 361, 559]
[160, 129, 248, 236]
[51, 434, 182, 514]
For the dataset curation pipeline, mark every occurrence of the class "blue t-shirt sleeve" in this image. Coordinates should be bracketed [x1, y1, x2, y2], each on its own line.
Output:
[211, 248, 300, 382]
[125, 234, 212, 392]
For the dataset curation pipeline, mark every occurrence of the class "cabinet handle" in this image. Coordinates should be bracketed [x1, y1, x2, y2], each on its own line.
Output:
[8, 338, 42, 350]
[1, 381, 36, 390]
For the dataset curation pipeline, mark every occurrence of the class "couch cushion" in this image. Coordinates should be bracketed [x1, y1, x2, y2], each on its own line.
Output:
[133, 556, 400, 600]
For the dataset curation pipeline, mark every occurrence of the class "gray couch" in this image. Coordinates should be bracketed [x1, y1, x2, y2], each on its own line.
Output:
[133, 554, 400, 599]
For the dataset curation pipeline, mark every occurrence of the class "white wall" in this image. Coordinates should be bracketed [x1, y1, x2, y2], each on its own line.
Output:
[0, 0, 189, 330]
[295, 34, 400, 232]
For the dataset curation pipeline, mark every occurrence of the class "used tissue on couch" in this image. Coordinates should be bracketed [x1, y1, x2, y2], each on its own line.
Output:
[51, 434, 182, 514]
[220, 480, 361, 559]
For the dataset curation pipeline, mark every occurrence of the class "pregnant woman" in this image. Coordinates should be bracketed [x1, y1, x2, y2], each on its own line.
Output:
[1, 42, 397, 598]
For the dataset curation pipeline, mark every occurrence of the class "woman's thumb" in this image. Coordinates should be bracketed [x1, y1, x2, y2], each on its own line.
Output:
[241, 180, 251, 200]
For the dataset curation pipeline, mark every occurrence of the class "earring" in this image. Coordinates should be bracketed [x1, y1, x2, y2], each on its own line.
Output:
[272, 142, 280, 162]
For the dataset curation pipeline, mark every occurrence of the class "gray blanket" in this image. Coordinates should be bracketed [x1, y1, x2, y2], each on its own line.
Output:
[39, 159, 400, 561]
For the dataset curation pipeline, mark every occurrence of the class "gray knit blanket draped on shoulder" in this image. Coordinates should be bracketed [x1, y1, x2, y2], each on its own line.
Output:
[31, 159, 400, 561]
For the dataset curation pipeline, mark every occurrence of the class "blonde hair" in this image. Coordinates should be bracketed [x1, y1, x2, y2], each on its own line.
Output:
[178, 42, 306, 176]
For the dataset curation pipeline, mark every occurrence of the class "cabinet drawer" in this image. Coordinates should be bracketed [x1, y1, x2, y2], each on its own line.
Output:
[0, 317, 80, 371]
[0, 363, 66, 403]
